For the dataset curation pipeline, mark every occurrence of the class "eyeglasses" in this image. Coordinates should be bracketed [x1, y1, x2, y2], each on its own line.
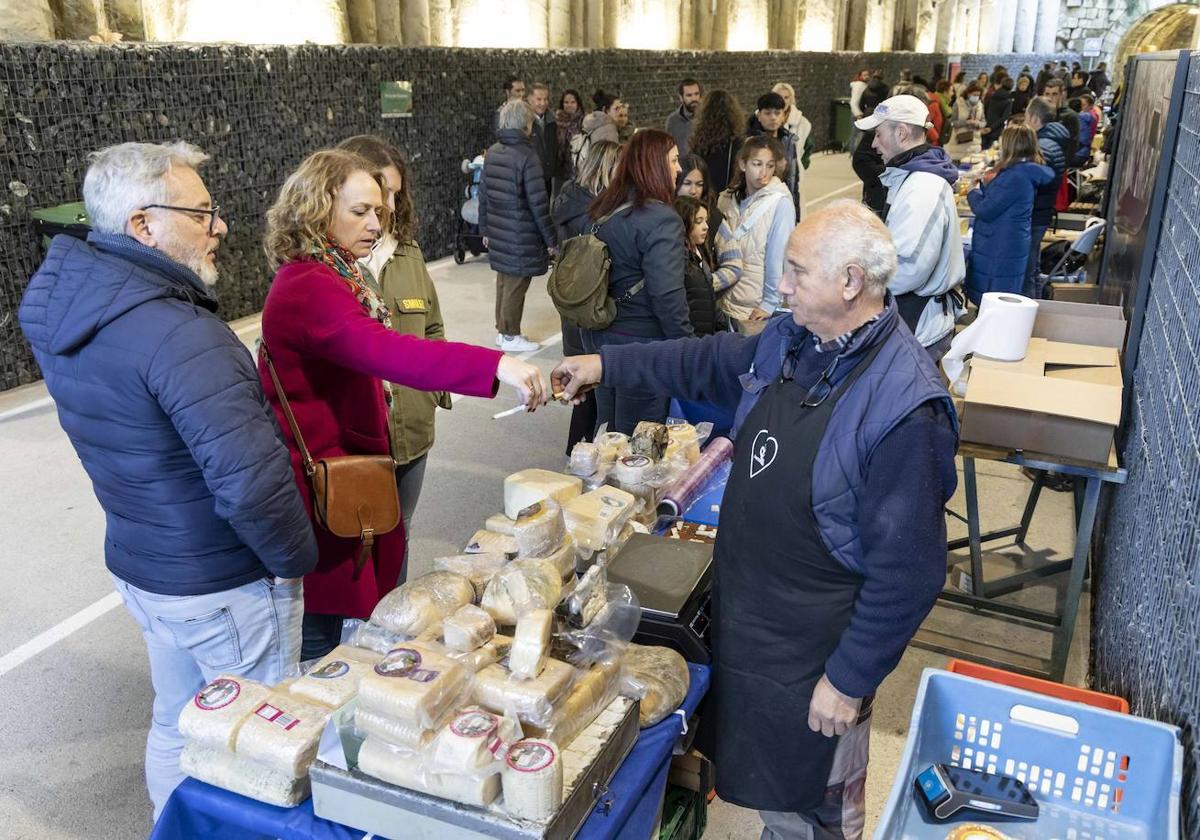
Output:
[142, 203, 223, 236]
[783, 348, 841, 407]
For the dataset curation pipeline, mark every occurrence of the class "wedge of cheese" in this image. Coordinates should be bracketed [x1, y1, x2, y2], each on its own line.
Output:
[509, 609, 553, 680]
[563, 487, 637, 553]
[513, 499, 567, 558]
[503, 469, 583, 520]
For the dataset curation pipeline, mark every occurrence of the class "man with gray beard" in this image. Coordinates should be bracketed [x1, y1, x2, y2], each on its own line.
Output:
[18, 141, 316, 821]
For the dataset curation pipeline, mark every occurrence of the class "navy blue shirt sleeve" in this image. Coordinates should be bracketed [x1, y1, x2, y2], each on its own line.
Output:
[823, 400, 958, 698]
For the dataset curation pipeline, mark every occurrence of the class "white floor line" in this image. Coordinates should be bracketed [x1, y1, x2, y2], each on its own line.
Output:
[804, 181, 862, 208]
[0, 394, 54, 423]
[0, 591, 122, 678]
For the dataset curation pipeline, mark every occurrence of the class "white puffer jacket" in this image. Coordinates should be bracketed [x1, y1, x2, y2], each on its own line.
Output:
[717, 178, 794, 322]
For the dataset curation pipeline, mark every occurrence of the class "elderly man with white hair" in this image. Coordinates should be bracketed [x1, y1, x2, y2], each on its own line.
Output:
[18, 141, 317, 819]
[552, 201, 958, 840]
[856, 93, 965, 361]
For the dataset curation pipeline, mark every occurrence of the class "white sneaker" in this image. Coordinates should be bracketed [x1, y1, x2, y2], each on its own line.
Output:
[495, 333, 504, 346]
[499, 334, 539, 352]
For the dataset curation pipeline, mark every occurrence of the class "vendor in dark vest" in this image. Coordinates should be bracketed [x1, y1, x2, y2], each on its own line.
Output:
[551, 201, 958, 840]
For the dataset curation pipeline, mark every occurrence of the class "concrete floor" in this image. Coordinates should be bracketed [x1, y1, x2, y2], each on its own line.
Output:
[0, 153, 1090, 839]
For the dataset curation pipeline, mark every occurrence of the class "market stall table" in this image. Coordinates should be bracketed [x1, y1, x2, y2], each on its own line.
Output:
[150, 664, 711, 840]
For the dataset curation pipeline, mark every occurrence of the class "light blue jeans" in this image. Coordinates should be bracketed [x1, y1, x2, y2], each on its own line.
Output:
[111, 574, 304, 819]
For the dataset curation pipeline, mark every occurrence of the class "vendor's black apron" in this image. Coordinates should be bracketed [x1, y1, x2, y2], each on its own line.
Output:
[701, 343, 881, 813]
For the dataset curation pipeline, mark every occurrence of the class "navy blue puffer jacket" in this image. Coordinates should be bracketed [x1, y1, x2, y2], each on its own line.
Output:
[1033, 121, 1070, 226]
[966, 161, 1056, 303]
[478, 129, 557, 277]
[18, 233, 317, 595]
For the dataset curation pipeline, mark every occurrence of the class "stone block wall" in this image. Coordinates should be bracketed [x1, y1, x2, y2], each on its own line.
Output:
[0, 42, 1061, 390]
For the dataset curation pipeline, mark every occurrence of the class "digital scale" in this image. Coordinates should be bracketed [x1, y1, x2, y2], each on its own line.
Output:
[606, 533, 713, 664]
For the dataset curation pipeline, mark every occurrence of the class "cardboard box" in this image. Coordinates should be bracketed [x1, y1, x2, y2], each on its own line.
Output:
[959, 301, 1125, 464]
[1049, 282, 1101, 304]
[668, 750, 715, 795]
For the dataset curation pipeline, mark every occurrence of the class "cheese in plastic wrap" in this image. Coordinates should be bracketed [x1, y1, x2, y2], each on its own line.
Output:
[354, 706, 441, 751]
[527, 659, 620, 748]
[472, 658, 576, 728]
[357, 645, 470, 729]
[512, 499, 567, 558]
[432, 553, 509, 602]
[351, 621, 406, 655]
[288, 645, 380, 708]
[527, 534, 578, 582]
[563, 487, 637, 553]
[631, 421, 670, 460]
[178, 675, 271, 752]
[357, 736, 502, 807]
[566, 442, 600, 477]
[503, 469, 583, 520]
[509, 609, 553, 680]
[619, 644, 691, 727]
[559, 564, 608, 629]
[594, 431, 630, 464]
[465, 529, 518, 559]
[443, 605, 496, 652]
[429, 706, 521, 776]
[502, 738, 564, 821]
[181, 742, 310, 807]
[370, 571, 476, 637]
[480, 558, 563, 625]
[233, 691, 331, 778]
[448, 634, 512, 672]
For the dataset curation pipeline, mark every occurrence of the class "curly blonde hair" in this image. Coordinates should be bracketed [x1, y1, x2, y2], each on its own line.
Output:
[263, 149, 386, 269]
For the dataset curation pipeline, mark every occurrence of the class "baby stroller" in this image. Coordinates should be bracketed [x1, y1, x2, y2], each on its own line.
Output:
[454, 154, 488, 264]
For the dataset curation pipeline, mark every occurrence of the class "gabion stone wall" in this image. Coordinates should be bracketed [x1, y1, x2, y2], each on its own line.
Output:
[0, 42, 1061, 391]
[957, 52, 1081, 81]
[1092, 54, 1200, 837]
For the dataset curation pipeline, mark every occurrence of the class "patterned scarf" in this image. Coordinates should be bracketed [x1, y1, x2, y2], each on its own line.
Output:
[312, 236, 394, 402]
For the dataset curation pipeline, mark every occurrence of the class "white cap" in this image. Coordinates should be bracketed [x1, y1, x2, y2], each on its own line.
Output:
[854, 95, 934, 131]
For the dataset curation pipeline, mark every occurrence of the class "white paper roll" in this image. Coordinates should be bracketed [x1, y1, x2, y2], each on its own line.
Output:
[941, 292, 1039, 395]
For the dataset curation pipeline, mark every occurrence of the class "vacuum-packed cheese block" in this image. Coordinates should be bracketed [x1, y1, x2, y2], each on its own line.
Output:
[354, 706, 441, 751]
[357, 645, 470, 730]
[527, 535, 578, 581]
[502, 739, 564, 821]
[509, 609, 553, 680]
[430, 706, 521, 774]
[352, 621, 406, 655]
[566, 442, 600, 477]
[560, 564, 608, 629]
[485, 513, 517, 535]
[527, 660, 620, 748]
[357, 737, 501, 807]
[620, 644, 691, 727]
[370, 572, 476, 637]
[666, 421, 702, 464]
[465, 529, 518, 559]
[595, 432, 630, 464]
[563, 487, 637, 553]
[433, 553, 509, 601]
[179, 675, 271, 752]
[289, 645, 380, 708]
[503, 469, 583, 520]
[181, 742, 310, 807]
[443, 605, 496, 653]
[233, 691, 332, 778]
[472, 658, 576, 727]
[610, 454, 653, 486]
[631, 421, 669, 460]
[513, 499, 567, 558]
[481, 558, 563, 625]
[447, 634, 512, 672]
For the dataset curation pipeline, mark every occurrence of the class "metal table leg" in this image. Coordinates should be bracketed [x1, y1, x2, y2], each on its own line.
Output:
[1016, 470, 1045, 544]
[1048, 476, 1102, 681]
[963, 457, 985, 597]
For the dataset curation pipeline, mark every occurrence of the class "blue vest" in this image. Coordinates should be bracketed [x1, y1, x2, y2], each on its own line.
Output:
[731, 300, 958, 575]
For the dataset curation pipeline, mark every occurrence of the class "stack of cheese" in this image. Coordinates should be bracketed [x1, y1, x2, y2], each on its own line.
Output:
[355, 641, 471, 753]
[513, 499, 578, 581]
[179, 673, 335, 807]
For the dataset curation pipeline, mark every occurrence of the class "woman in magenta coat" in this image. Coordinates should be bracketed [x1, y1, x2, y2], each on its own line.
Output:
[260, 148, 547, 658]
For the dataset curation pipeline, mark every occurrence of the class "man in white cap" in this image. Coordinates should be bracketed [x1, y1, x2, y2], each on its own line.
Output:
[855, 93, 964, 361]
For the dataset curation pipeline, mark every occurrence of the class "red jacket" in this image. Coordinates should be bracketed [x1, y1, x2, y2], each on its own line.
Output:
[927, 101, 944, 146]
[258, 261, 502, 618]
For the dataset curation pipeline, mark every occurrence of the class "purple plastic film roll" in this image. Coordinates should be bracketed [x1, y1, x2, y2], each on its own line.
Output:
[657, 436, 734, 517]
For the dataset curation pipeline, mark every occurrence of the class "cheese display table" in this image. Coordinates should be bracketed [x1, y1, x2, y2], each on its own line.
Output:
[151, 664, 710, 840]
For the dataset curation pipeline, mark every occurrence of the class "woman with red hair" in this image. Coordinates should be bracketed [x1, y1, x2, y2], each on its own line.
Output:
[583, 129, 690, 434]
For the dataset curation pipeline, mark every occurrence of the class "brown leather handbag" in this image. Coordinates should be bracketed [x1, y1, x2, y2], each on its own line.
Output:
[262, 343, 401, 578]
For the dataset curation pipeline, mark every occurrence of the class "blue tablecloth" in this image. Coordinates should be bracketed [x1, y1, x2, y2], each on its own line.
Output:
[152, 664, 711, 840]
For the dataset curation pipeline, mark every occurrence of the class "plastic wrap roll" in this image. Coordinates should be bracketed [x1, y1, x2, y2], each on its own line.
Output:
[233, 691, 332, 778]
[178, 676, 271, 752]
[502, 739, 564, 821]
[443, 605, 497, 653]
[180, 742, 310, 807]
[289, 645, 380, 708]
[656, 436, 734, 517]
[370, 572, 476, 637]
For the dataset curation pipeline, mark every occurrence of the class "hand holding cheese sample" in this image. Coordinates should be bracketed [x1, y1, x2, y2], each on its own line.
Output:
[550, 354, 603, 403]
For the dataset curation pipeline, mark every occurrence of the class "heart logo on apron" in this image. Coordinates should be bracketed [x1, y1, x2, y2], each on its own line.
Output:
[750, 429, 778, 478]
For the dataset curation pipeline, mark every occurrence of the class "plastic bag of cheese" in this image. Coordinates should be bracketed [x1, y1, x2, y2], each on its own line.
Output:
[526, 659, 620, 749]
[472, 657, 576, 729]
[370, 571, 476, 637]
[619, 644, 691, 727]
[480, 558, 563, 626]
[503, 469, 583, 520]
[181, 742, 311, 807]
[353, 705, 444, 752]
[502, 738, 564, 821]
[233, 691, 332, 777]
[448, 633, 512, 672]
[288, 645, 380, 708]
[525, 535, 577, 582]
[593, 428, 630, 464]
[566, 441, 600, 477]
[443, 605, 497, 652]
[432, 553, 509, 602]
[428, 705, 523, 777]
[357, 644, 471, 730]
[509, 609, 553, 680]
[631, 421, 670, 461]
[178, 675, 271, 752]
[357, 736, 502, 807]
[558, 582, 641, 667]
[351, 621, 407, 655]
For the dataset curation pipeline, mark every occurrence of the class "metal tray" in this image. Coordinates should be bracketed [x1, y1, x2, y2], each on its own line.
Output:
[311, 697, 640, 840]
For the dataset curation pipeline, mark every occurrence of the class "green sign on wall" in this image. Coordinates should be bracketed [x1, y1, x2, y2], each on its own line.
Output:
[381, 81, 413, 119]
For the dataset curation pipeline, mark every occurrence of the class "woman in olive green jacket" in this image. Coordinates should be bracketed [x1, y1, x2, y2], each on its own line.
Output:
[340, 136, 450, 583]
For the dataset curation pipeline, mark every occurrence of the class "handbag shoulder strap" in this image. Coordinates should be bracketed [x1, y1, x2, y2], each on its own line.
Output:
[261, 342, 316, 477]
[590, 200, 634, 233]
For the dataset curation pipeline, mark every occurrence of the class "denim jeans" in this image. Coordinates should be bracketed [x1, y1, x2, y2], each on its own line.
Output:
[111, 573, 303, 820]
[581, 329, 670, 435]
[395, 453, 429, 586]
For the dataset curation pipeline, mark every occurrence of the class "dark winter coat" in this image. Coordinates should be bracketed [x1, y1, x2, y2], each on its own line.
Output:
[1055, 106, 1082, 164]
[853, 128, 887, 218]
[984, 88, 1013, 136]
[698, 135, 743, 195]
[683, 248, 719, 336]
[478, 128, 557, 277]
[18, 233, 318, 595]
[1033, 121, 1070, 226]
[966, 161, 1057, 303]
[531, 112, 560, 183]
[550, 179, 596, 242]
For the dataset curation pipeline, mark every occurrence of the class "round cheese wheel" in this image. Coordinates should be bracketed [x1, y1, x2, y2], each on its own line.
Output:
[502, 738, 563, 821]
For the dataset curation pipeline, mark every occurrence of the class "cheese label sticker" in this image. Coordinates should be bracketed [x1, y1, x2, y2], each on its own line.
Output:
[599, 495, 624, 508]
[254, 703, 301, 731]
[376, 648, 422, 677]
[620, 455, 651, 468]
[408, 668, 440, 683]
[311, 660, 350, 680]
[507, 740, 556, 772]
[195, 678, 241, 711]
[451, 709, 499, 739]
[517, 502, 543, 519]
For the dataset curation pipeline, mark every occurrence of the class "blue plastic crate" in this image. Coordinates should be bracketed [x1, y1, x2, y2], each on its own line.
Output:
[876, 669, 1182, 839]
